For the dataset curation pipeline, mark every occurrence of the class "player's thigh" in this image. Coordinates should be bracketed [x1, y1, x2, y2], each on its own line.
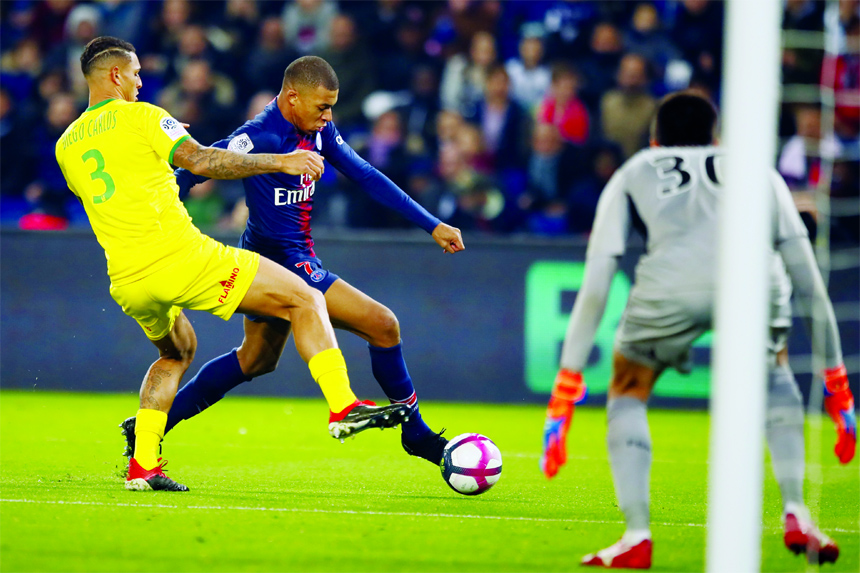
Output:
[236, 256, 325, 320]
[324, 278, 397, 339]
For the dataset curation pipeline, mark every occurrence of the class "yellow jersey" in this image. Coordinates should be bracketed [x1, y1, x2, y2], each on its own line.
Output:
[55, 98, 203, 286]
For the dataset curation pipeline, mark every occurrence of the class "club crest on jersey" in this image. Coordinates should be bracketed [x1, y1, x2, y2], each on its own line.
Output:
[310, 270, 325, 282]
[217, 267, 240, 303]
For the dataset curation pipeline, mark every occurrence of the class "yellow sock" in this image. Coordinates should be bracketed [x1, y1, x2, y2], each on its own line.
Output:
[134, 409, 167, 470]
[308, 348, 357, 413]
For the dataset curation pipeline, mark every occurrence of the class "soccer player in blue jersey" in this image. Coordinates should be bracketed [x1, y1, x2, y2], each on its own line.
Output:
[122, 56, 464, 466]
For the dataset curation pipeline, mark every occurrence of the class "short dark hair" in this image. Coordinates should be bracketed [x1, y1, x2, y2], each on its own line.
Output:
[652, 90, 718, 146]
[283, 56, 339, 92]
[80, 36, 135, 77]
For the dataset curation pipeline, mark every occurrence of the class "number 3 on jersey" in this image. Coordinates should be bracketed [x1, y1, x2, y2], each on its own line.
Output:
[650, 154, 722, 198]
[82, 149, 116, 204]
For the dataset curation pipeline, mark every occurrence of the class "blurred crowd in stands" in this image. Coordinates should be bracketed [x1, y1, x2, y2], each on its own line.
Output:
[0, 0, 857, 242]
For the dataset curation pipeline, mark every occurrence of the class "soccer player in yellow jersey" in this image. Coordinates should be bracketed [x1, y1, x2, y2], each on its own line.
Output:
[55, 36, 409, 492]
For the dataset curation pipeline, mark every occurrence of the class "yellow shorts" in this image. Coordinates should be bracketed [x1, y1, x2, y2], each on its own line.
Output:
[109, 236, 260, 340]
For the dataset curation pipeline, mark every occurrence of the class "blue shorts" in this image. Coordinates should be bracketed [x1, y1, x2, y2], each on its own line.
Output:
[238, 235, 339, 324]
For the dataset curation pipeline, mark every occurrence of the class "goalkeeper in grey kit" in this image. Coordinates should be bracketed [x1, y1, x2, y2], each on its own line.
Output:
[539, 90, 855, 569]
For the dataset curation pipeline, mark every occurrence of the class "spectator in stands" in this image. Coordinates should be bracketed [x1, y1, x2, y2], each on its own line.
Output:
[29, 0, 74, 53]
[540, 0, 599, 62]
[214, 0, 262, 71]
[537, 63, 590, 146]
[44, 3, 101, 100]
[244, 17, 298, 99]
[0, 86, 34, 202]
[601, 53, 657, 158]
[0, 37, 42, 105]
[520, 122, 586, 235]
[159, 59, 238, 145]
[782, 0, 825, 86]
[281, 0, 338, 55]
[779, 104, 842, 192]
[822, 6, 859, 143]
[505, 25, 552, 114]
[149, 0, 196, 70]
[453, 122, 494, 175]
[670, 0, 723, 93]
[378, 20, 437, 93]
[398, 64, 442, 157]
[343, 110, 414, 229]
[436, 143, 506, 233]
[98, 0, 154, 50]
[318, 13, 376, 132]
[623, 3, 683, 96]
[566, 142, 624, 234]
[578, 22, 625, 111]
[440, 30, 498, 117]
[467, 65, 530, 170]
[20, 92, 78, 230]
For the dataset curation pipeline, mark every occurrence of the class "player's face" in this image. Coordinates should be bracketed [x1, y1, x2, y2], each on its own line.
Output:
[117, 53, 142, 102]
[294, 85, 338, 134]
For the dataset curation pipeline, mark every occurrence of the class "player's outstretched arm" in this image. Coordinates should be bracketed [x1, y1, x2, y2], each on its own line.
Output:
[780, 237, 855, 463]
[431, 223, 465, 254]
[172, 138, 325, 181]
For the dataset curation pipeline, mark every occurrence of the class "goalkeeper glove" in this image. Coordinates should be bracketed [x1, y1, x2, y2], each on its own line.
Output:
[540, 368, 587, 479]
[823, 364, 856, 464]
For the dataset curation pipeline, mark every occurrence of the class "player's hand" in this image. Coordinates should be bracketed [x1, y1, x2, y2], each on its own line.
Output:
[281, 150, 325, 181]
[432, 223, 464, 254]
[823, 364, 856, 464]
[541, 369, 587, 479]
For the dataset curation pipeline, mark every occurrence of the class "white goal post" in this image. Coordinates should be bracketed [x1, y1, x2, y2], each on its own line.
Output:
[707, 0, 781, 572]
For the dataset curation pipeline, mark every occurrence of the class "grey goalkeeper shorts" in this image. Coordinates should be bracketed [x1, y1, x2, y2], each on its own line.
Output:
[615, 289, 789, 374]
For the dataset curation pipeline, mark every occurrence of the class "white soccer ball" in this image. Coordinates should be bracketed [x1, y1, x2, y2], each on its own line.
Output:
[440, 433, 502, 495]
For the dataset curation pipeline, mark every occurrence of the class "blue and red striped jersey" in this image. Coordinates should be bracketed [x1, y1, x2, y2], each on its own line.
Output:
[175, 99, 440, 258]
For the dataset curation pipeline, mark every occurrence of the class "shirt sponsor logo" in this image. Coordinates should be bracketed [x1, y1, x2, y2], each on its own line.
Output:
[217, 267, 241, 304]
[274, 179, 315, 205]
[336, 135, 344, 145]
[160, 117, 188, 141]
[228, 133, 254, 154]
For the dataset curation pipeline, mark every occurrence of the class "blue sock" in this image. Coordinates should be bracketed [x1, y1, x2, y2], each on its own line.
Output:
[368, 342, 433, 441]
[165, 348, 250, 433]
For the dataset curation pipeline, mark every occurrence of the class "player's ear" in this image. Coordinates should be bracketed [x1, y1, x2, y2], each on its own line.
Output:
[111, 66, 122, 86]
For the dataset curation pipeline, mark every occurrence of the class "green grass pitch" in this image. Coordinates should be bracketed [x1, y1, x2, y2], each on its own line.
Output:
[0, 390, 857, 572]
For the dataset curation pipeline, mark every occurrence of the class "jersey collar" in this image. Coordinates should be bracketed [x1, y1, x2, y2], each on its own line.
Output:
[86, 98, 118, 112]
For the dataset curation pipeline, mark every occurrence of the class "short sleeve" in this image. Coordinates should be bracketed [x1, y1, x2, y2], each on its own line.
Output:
[770, 169, 808, 246]
[585, 166, 631, 259]
[139, 103, 191, 164]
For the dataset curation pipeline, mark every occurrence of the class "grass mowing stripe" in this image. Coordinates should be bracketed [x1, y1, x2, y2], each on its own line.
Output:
[4, 499, 857, 534]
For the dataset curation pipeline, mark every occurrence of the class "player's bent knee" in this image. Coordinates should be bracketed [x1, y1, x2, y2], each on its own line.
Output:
[371, 307, 400, 346]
